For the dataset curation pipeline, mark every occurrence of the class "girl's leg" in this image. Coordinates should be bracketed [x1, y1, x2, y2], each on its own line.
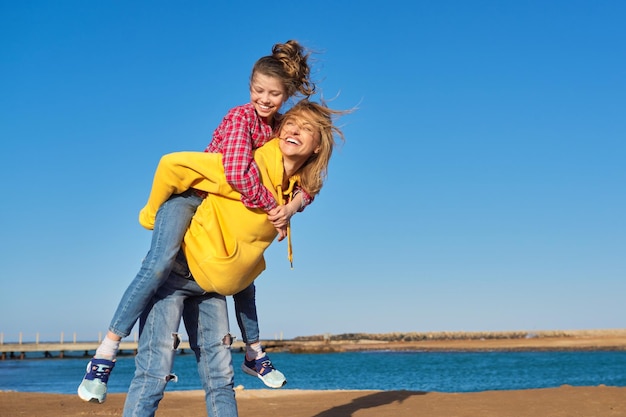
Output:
[108, 190, 202, 340]
[234, 283, 287, 388]
[79, 191, 202, 403]
[233, 283, 259, 345]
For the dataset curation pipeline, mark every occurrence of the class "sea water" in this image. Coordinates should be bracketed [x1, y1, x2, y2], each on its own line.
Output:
[1, 350, 625, 394]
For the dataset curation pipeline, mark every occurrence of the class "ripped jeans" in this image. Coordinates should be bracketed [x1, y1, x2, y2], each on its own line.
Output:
[123, 263, 237, 417]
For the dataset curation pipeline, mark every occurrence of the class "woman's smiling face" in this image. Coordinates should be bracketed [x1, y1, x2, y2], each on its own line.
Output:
[278, 113, 321, 159]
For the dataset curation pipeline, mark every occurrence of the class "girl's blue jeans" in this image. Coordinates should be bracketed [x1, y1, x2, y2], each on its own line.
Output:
[232, 282, 260, 344]
[122, 266, 237, 417]
[108, 191, 260, 344]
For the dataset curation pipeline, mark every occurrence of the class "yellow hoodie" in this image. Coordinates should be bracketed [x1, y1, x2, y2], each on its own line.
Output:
[138, 138, 296, 295]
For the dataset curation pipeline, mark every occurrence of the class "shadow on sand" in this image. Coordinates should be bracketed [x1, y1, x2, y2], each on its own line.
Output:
[312, 390, 427, 417]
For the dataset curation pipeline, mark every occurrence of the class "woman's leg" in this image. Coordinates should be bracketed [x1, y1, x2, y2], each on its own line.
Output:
[122, 271, 204, 417]
[184, 292, 238, 417]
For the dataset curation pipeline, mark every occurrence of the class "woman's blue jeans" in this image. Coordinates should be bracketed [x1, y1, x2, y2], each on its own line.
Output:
[122, 268, 237, 417]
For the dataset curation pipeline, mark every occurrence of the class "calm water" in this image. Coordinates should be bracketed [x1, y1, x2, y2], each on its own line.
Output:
[1, 350, 625, 394]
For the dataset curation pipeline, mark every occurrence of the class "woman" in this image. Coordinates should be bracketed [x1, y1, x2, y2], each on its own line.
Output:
[123, 100, 348, 417]
[79, 40, 316, 403]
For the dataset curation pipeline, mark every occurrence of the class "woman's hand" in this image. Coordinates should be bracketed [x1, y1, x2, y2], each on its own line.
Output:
[274, 224, 288, 241]
[268, 192, 304, 241]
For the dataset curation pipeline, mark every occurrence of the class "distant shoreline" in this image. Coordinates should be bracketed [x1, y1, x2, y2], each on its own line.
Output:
[2, 329, 625, 359]
[270, 329, 626, 353]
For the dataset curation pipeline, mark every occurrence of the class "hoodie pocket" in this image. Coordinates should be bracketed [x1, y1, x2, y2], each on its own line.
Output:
[189, 240, 266, 296]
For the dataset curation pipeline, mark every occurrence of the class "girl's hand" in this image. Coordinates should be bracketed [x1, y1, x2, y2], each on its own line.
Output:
[267, 204, 296, 229]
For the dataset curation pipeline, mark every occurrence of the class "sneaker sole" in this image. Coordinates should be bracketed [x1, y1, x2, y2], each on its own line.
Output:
[261, 377, 287, 389]
[240, 363, 287, 389]
[77, 386, 106, 404]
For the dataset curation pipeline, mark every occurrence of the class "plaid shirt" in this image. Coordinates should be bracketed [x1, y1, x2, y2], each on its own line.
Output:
[205, 103, 278, 211]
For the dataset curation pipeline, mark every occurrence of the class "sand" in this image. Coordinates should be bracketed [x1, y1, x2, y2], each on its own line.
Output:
[3, 332, 626, 416]
[1, 386, 626, 417]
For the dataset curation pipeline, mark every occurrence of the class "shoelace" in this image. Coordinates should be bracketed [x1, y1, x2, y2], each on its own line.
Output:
[257, 359, 276, 375]
[89, 362, 113, 381]
[276, 176, 299, 269]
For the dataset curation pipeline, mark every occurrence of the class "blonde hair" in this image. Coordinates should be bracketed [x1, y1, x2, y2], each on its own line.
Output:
[251, 40, 316, 99]
[279, 99, 350, 197]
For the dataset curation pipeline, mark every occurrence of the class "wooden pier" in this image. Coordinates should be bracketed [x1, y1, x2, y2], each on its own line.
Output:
[1, 341, 141, 360]
[0, 339, 297, 360]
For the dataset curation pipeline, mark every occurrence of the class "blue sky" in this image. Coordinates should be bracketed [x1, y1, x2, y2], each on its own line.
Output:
[1, 1, 624, 343]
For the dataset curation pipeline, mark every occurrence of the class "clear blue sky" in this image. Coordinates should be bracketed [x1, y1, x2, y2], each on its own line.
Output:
[1, 1, 624, 343]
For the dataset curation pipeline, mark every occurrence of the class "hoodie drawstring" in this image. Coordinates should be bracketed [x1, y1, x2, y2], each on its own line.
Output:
[277, 177, 299, 269]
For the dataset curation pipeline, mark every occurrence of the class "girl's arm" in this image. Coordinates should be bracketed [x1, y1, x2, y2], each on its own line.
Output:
[218, 113, 278, 212]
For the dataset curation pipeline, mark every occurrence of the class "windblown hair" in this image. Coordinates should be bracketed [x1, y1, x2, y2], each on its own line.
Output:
[251, 40, 316, 98]
[280, 99, 350, 198]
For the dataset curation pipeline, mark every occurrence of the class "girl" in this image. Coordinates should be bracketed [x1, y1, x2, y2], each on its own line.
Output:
[79, 40, 315, 403]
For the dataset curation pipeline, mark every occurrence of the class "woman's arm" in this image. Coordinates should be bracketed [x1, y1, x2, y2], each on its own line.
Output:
[267, 193, 302, 241]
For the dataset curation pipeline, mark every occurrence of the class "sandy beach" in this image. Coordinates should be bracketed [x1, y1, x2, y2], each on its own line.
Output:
[2, 386, 626, 417]
[2, 331, 625, 416]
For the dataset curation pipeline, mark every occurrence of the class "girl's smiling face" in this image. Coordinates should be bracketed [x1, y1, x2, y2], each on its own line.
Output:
[249, 73, 287, 122]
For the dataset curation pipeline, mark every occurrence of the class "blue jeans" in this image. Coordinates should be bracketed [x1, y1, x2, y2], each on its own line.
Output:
[170, 257, 260, 345]
[122, 262, 237, 417]
[108, 189, 261, 345]
[233, 283, 259, 344]
[108, 191, 201, 338]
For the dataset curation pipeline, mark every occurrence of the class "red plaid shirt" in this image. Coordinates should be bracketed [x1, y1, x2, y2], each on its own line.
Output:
[205, 103, 278, 211]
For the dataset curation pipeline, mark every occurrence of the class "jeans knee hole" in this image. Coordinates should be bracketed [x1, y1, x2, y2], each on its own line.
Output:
[222, 333, 233, 347]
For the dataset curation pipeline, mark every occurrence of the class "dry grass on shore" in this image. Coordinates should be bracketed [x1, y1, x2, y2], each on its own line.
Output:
[279, 329, 626, 353]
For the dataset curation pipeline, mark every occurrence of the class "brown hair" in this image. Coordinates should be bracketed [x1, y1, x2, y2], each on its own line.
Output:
[279, 99, 350, 197]
[251, 40, 316, 99]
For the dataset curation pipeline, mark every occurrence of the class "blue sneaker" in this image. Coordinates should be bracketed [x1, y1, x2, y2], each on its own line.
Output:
[242, 355, 287, 388]
[77, 357, 115, 403]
